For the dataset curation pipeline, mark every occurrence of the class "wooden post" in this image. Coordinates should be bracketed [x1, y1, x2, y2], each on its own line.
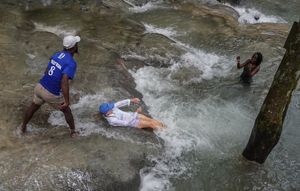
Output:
[242, 21, 300, 164]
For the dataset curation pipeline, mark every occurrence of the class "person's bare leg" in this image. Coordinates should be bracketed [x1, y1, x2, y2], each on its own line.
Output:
[137, 119, 156, 129]
[137, 118, 164, 129]
[138, 114, 164, 127]
[60, 106, 77, 137]
[138, 114, 151, 121]
[21, 102, 41, 133]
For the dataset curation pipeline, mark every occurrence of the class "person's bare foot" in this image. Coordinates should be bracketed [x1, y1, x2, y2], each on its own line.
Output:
[15, 124, 26, 137]
[155, 122, 166, 129]
[70, 130, 79, 138]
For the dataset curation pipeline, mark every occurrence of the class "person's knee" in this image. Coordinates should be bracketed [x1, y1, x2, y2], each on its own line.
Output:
[138, 114, 145, 119]
[27, 102, 41, 113]
[31, 102, 41, 108]
[60, 106, 71, 113]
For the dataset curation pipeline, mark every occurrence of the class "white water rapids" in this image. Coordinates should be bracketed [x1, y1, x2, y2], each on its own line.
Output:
[13, 0, 299, 190]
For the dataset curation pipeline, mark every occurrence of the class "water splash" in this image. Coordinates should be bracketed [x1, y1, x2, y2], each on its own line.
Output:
[25, 165, 92, 191]
[123, 23, 255, 191]
[144, 23, 178, 37]
[41, 0, 52, 7]
[130, 65, 252, 190]
[170, 49, 231, 84]
[127, 0, 165, 13]
[141, 23, 232, 84]
[48, 91, 159, 146]
[227, 4, 287, 24]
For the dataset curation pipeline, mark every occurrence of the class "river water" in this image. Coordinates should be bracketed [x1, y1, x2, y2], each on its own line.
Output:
[126, 0, 299, 190]
[0, 0, 299, 190]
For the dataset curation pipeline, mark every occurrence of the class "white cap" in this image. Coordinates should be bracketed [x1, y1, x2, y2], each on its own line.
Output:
[63, 35, 81, 49]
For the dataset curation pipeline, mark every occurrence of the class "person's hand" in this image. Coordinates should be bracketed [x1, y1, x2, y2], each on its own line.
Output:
[116, 58, 124, 65]
[136, 107, 142, 113]
[131, 98, 140, 104]
[58, 101, 69, 110]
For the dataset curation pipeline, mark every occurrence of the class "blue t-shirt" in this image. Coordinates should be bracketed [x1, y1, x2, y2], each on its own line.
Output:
[39, 51, 77, 95]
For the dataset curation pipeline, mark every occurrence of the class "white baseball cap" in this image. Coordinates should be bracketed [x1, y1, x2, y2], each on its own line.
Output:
[63, 35, 81, 49]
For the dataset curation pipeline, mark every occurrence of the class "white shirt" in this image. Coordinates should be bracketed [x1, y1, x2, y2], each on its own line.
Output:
[105, 99, 138, 127]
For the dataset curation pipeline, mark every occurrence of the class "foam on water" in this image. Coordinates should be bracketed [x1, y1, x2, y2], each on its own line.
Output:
[122, 23, 255, 191]
[130, 65, 252, 191]
[41, 0, 52, 7]
[125, 29, 249, 189]
[26, 53, 36, 59]
[23, 165, 92, 191]
[144, 23, 178, 37]
[170, 49, 230, 83]
[143, 23, 231, 83]
[47, 91, 158, 146]
[34, 23, 77, 38]
[227, 4, 287, 24]
[127, 0, 164, 13]
[128, 22, 298, 190]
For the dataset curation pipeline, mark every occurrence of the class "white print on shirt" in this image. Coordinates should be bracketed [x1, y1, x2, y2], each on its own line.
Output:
[58, 53, 65, 59]
[50, 59, 62, 70]
[48, 66, 55, 76]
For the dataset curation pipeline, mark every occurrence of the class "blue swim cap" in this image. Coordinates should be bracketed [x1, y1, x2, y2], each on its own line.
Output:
[99, 102, 114, 114]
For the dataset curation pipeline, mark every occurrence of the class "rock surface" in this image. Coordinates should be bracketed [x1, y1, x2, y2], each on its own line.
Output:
[0, 1, 163, 190]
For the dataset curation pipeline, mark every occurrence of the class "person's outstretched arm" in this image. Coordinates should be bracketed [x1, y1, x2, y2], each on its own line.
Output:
[114, 98, 140, 108]
[114, 99, 130, 108]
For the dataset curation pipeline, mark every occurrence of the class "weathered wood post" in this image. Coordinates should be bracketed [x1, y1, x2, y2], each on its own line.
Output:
[242, 20, 300, 164]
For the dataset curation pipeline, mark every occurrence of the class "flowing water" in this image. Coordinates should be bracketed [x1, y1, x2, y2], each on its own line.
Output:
[125, 1, 299, 190]
[0, 0, 299, 190]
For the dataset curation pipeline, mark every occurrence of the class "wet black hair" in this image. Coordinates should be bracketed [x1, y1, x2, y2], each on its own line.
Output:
[253, 52, 263, 65]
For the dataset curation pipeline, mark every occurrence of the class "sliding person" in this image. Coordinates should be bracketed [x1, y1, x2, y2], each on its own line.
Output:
[99, 98, 165, 129]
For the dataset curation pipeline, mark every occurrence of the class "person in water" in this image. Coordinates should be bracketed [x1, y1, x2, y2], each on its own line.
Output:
[18, 35, 81, 137]
[99, 98, 165, 129]
[236, 52, 263, 84]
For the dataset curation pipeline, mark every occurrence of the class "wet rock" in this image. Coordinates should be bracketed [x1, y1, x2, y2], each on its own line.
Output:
[0, 3, 162, 190]
[0, 133, 161, 190]
[123, 33, 183, 68]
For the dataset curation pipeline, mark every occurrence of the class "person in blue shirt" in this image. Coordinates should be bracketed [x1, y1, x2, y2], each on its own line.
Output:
[18, 35, 81, 137]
